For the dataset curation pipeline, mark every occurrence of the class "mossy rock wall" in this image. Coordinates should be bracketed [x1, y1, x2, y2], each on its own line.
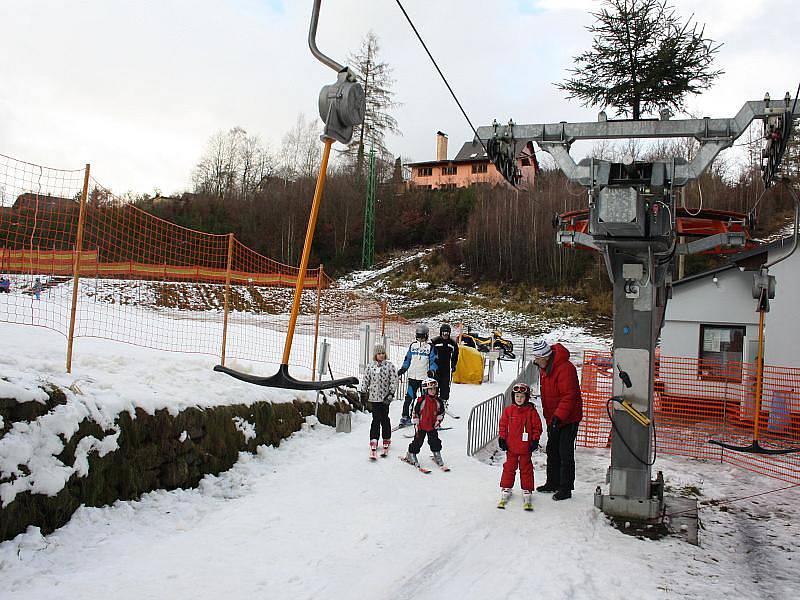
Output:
[0, 391, 359, 543]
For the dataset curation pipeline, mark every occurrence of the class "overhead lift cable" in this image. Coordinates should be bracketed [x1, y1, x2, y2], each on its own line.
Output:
[392, 0, 487, 156]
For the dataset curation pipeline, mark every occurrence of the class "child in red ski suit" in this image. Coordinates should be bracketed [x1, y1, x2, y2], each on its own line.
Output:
[404, 378, 446, 468]
[498, 382, 543, 505]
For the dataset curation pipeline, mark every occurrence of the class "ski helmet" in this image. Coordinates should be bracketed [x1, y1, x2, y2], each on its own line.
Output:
[422, 378, 438, 393]
[440, 323, 451, 335]
[415, 324, 430, 340]
[512, 382, 530, 400]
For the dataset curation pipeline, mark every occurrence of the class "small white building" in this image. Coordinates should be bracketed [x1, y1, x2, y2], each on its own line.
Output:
[660, 236, 800, 369]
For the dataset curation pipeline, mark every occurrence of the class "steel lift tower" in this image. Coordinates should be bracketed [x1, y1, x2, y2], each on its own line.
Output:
[478, 95, 800, 520]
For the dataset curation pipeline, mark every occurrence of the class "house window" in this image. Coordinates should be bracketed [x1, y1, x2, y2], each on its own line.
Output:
[471, 163, 488, 174]
[417, 167, 432, 177]
[439, 183, 457, 190]
[442, 166, 457, 176]
[698, 325, 745, 381]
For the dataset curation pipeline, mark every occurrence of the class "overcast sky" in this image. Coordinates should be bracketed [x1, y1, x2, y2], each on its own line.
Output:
[1, 0, 797, 194]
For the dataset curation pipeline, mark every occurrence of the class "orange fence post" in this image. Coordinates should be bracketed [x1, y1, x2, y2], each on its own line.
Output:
[312, 264, 324, 381]
[220, 233, 235, 367]
[66, 164, 90, 373]
[752, 308, 767, 442]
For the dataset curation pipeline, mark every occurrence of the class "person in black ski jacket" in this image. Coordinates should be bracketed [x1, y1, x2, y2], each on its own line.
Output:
[431, 323, 459, 409]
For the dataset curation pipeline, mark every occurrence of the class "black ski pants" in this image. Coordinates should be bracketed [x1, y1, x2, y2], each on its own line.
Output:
[402, 379, 423, 418]
[545, 421, 579, 492]
[408, 428, 442, 454]
[369, 402, 391, 441]
[435, 372, 452, 402]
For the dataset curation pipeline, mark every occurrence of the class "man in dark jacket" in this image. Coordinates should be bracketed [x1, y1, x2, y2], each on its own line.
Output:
[532, 339, 582, 500]
[431, 323, 459, 409]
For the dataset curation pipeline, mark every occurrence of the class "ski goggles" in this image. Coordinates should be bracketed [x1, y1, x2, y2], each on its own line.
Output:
[512, 384, 530, 394]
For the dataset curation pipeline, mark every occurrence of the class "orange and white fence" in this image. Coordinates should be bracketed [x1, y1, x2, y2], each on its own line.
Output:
[580, 350, 800, 484]
[0, 152, 415, 378]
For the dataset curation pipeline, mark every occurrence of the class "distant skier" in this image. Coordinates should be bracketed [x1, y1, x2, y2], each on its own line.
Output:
[532, 339, 582, 501]
[0, 277, 10, 293]
[32, 277, 42, 300]
[360, 344, 398, 459]
[396, 324, 437, 427]
[431, 323, 459, 411]
[403, 378, 447, 470]
[497, 382, 542, 510]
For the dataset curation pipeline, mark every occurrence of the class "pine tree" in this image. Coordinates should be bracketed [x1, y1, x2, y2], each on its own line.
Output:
[345, 31, 401, 174]
[557, 0, 722, 119]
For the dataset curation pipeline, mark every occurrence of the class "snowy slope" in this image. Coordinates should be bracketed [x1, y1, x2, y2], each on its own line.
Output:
[1, 324, 798, 599]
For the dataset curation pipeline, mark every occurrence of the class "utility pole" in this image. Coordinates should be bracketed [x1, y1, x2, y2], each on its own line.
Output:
[362, 148, 377, 268]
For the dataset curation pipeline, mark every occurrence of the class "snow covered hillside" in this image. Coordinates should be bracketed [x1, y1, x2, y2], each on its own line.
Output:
[333, 245, 613, 348]
[1, 323, 798, 599]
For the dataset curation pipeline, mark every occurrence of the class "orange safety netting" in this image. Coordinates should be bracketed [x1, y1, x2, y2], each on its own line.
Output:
[580, 350, 800, 484]
[0, 152, 416, 379]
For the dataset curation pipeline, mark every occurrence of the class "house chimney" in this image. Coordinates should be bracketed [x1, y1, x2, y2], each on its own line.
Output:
[436, 131, 448, 161]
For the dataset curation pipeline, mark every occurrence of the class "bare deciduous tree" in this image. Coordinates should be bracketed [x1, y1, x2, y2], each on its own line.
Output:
[277, 114, 323, 181]
[193, 127, 273, 199]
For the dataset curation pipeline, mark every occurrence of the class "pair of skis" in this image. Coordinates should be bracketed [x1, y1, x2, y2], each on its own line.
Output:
[497, 491, 533, 511]
[391, 414, 459, 433]
[403, 426, 452, 438]
[399, 455, 450, 474]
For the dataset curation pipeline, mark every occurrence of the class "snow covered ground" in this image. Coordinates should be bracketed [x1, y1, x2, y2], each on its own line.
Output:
[1, 321, 799, 599]
[334, 246, 442, 291]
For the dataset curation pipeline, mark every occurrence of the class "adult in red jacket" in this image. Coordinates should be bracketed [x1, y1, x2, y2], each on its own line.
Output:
[498, 383, 543, 506]
[533, 340, 582, 500]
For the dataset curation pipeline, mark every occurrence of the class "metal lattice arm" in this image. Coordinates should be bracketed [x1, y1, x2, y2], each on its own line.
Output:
[477, 99, 800, 187]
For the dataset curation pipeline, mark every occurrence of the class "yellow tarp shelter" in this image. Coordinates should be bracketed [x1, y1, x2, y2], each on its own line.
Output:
[453, 344, 483, 385]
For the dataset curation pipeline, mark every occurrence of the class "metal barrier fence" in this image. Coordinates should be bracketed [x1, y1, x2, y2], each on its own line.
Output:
[467, 359, 537, 456]
[580, 350, 800, 485]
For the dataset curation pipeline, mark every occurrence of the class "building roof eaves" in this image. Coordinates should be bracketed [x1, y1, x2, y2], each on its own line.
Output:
[672, 235, 795, 288]
[672, 264, 737, 288]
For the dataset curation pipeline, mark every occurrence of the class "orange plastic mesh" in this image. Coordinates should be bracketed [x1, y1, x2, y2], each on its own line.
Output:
[0, 153, 86, 334]
[580, 350, 800, 484]
[1, 152, 416, 379]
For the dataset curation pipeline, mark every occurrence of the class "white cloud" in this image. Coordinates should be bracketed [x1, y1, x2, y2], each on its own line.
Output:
[0, 0, 796, 193]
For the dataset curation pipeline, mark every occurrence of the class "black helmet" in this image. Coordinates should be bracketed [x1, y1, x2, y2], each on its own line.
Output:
[415, 324, 430, 340]
[440, 323, 451, 335]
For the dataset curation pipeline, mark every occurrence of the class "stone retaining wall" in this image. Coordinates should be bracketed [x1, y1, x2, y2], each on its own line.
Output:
[0, 387, 361, 542]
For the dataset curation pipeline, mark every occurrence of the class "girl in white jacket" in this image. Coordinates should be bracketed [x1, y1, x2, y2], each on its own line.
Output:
[361, 344, 398, 458]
